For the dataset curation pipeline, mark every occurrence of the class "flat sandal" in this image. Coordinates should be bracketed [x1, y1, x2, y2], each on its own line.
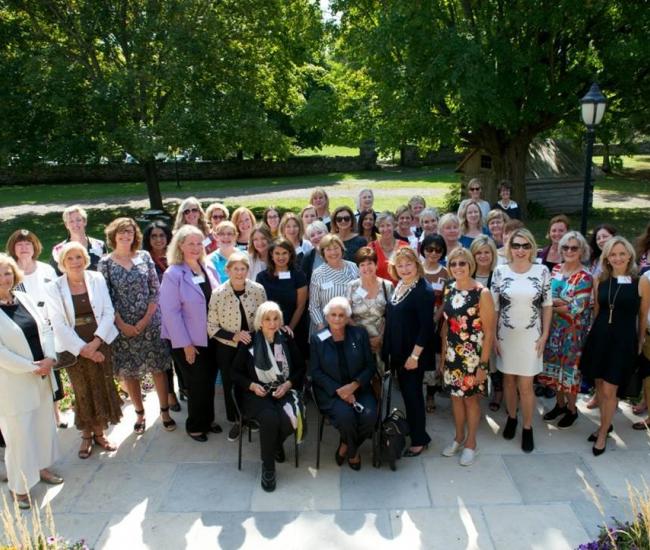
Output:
[78, 436, 93, 459]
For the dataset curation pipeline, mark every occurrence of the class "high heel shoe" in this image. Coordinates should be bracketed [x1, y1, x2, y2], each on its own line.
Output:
[403, 444, 429, 458]
[587, 424, 613, 442]
[348, 455, 361, 471]
[592, 444, 606, 456]
[160, 407, 177, 432]
[134, 409, 146, 435]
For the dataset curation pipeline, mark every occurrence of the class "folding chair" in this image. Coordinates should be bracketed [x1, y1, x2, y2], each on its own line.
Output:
[231, 386, 300, 470]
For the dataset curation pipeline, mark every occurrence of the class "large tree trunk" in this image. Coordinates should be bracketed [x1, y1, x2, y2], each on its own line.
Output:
[601, 142, 611, 173]
[143, 158, 164, 210]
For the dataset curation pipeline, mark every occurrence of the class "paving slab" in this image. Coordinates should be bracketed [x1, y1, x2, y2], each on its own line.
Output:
[423, 455, 522, 507]
[390, 507, 495, 550]
[50, 513, 112, 549]
[583, 450, 650, 498]
[482, 503, 590, 550]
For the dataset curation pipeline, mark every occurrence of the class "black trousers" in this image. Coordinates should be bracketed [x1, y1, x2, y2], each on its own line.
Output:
[171, 341, 218, 433]
[396, 365, 431, 447]
[215, 341, 238, 423]
[166, 356, 187, 395]
[243, 393, 295, 468]
[324, 390, 377, 459]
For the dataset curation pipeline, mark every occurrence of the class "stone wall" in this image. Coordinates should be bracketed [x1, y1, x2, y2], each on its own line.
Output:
[0, 154, 378, 185]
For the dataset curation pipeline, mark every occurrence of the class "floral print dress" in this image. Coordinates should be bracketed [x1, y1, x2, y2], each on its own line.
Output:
[442, 283, 486, 397]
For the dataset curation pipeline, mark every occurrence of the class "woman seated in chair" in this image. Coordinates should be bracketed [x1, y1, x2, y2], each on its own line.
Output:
[231, 301, 305, 493]
[310, 296, 377, 471]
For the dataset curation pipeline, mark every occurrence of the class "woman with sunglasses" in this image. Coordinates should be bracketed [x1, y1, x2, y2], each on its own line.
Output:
[205, 203, 230, 254]
[538, 231, 593, 429]
[173, 197, 211, 247]
[458, 178, 490, 221]
[440, 248, 495, 466]
[332, 205, 367, 262]
[420, 235, 448, 412]
[492, 228, 552, 453]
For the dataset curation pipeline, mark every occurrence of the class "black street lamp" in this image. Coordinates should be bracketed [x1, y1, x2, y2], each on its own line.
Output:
[579, 83, 607, 236]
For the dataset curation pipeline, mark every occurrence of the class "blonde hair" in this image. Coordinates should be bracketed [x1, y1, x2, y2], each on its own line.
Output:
[438, 213, 460, 232]
[505, 228, 538, 264]
[309, 188, 330, 211]
[173, 197, 209, 235]
[559, 231, 590, 264]
[62, 205, 88, 224]
[318, 233, 345, 256]
[470, 235, 497, 272]
[253, 301, 284, 331]
[459, 199, 484, 234]
[104, 217, 142, 251]
[205, 203, 229, 227]
[0, 252, 24, 287]
[356, 189, 374, 211]
[447, 247, 476, 275]
[600, 236, 637, 281]
[167, 225, 206, 265]
[231, 207, 257, 237]
[279, 212, 304, 242]
[58, 241, 91, 273]
[248, 225, 273, 259]
[388, 247, 424, 281]
[486, 209, 509, 226]
[215, 220, 238, 237]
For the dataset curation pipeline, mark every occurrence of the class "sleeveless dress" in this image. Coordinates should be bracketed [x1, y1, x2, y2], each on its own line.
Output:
[65, 293, 122, 431]
[442, 283, 487, 397]
[580, 277, 640, 396]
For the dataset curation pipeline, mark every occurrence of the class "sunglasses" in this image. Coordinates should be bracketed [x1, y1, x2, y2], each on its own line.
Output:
[183, 207, 200, 216]
[335, 215, 352, 223]
[561, 245, 580, 252]
[424, 246, 443, 254]
[448, 260, 468, 268]
[510, 242, 532, 250]
[469, 187, 481, 191]
[211, 213, 225, 220]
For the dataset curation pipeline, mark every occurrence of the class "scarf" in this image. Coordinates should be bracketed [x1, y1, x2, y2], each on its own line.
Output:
[252, 330, 291, 386]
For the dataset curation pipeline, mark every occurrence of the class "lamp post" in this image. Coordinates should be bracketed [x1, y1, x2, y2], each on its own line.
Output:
[579, 83, 607, 236]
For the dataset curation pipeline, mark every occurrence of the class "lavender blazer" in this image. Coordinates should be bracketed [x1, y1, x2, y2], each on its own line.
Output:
[159, 263, 220, 348]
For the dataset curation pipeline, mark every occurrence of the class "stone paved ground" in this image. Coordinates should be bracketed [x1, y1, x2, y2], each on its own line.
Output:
[2, 385, 649, 549]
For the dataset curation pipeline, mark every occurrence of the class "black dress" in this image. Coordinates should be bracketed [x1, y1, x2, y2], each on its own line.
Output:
[581, 277, 640, 396]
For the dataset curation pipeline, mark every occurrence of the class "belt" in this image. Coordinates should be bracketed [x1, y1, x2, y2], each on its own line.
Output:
[74, 314, 95, 327]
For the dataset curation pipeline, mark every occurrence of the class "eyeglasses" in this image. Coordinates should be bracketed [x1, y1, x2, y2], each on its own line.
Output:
[335, 215, 352, 223]
[510, 242, 532, 250]
[117, 228, 135, 234]
[183, 207, 200, 216]
[448, 260, 468, 268]
[561, 245, 580, 252]
[424, 246, 443, 254]
[211, 213, 225, 220]
[469, 187, 481, 191]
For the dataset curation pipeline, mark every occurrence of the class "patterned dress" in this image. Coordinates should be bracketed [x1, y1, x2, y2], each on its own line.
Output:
[491, 263, 552, 376]
[539, 266, 593, 395]
[442, 283, 487, 397]
[98, 250, 170, 378]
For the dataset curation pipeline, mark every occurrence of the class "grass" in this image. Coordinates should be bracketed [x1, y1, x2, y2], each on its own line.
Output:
[292, 145, 359, 157]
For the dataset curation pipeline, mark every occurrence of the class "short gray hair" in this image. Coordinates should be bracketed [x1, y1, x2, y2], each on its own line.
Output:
[375, 211, 395, 226]
[559, 231, 591, 263]
[305, 220, 328, 239]
[419, 207, 439, 221]
[323, 296, 352, 318]
[253, 301, 284, 331]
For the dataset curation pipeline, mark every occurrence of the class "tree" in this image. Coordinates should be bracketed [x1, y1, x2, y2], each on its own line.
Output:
[331, 0, 646, 215]
[1, 0, 322, 209]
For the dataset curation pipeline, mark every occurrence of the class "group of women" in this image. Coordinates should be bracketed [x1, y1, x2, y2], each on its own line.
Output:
[2, 179, 650, 502]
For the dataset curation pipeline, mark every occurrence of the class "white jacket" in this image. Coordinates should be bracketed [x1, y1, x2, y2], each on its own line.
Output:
[45, 270, 118, 355]
[0, 291, 56, 416]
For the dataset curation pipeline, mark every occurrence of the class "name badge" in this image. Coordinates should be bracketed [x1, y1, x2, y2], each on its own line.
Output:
[617, 275, 632, 284]
[554, 272, 563, 281]
[132, 255, 143, 266]
[322, 281, 334, 290]
[90, 247, 103, 257]
[202, 237, 212, 247]
[534, 258, 543, 264]
[317, 329, 332, 341]
[431, 282, 444, 291]
[295, 246, 303, 255]
[355, 287, 368, 298]
[192, 275, 205, 284]
[279, 271, 291, 280]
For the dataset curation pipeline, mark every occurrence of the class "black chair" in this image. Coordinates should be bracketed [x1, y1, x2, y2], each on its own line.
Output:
[312, 370, 390, 469]
[231, 386, 300, 471]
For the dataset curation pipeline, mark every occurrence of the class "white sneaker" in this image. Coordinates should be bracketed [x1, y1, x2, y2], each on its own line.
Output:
[459, 447, 477, 466]
[441, 440, 464, 457]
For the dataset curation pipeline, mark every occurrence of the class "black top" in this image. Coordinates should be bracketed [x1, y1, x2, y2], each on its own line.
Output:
[196, 267, 212, 312]
[256, 269, 307, 326]
[493, 202, 521, 220]
[310, 325, 376, 411]
[234, 288, 249, 332]
[394, 231, 410, 244]
[334, 340, 351, 384]
[383, 277, 435, 369]
[1, 301, 44, 361]
[342, 235, 368, 262]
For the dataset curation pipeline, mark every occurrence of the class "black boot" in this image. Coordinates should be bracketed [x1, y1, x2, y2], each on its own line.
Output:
[503, 416, 518, 440]
[522, 427, 534, 453]
[261, 466, 276, 492]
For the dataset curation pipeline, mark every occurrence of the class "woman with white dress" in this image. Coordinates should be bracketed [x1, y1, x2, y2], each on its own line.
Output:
[492, 228, 552, 453]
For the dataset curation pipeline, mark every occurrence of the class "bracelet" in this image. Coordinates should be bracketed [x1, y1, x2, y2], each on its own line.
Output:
[410, 354, 420, 361]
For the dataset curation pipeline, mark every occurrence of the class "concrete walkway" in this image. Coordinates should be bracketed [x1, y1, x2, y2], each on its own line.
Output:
[2, 386, 649, 549]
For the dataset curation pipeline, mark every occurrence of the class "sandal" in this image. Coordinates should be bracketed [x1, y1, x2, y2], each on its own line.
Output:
[160, 406, 177, 432]
[78, 436, 93, 459]
[632, 403, 648, 415]
[489, 401, 501, 412]
[134, 409, 146, 435]
[426, 396, 436, 413]
[632, 420, 650, 431]
[93, 433, 117, 452]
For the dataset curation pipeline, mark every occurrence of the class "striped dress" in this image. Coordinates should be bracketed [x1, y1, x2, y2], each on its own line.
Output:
[308, 260, 359, 333]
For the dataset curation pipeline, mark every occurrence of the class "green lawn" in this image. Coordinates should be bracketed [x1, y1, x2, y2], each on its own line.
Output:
[292, 145, 359, 157]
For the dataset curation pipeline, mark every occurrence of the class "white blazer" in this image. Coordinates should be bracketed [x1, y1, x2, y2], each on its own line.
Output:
[0, 291, 56, 416]
[45, 270, 118, 356]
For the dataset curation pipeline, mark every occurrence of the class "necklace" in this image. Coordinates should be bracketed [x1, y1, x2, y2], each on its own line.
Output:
[0, 294, 14, 305]
[391, 279, 417, 305]
[607, 278, 623, 324]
